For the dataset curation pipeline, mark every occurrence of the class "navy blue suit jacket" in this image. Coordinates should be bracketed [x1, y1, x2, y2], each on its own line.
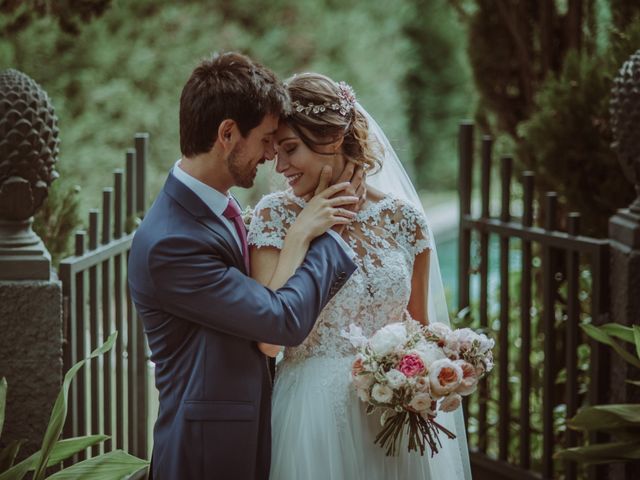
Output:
[128, 172, 356, 480]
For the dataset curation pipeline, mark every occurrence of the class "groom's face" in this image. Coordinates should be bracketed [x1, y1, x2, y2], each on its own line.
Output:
[227, 114, 279, 188]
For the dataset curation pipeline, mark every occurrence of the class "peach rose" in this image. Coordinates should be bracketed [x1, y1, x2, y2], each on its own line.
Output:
[428, 359, 463, 397]
[439, 393, 462, 412]
[352, 355, 366, 377]
[454, 360, 478, 396]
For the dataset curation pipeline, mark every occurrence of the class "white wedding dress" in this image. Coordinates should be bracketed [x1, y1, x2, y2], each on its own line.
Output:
[247, 189, 471, 480]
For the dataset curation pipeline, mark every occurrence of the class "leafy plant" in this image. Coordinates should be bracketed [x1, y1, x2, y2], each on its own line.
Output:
[0, 332, 149, 479]
[555, 323, 640, 465]
[33, 180, 82, 269]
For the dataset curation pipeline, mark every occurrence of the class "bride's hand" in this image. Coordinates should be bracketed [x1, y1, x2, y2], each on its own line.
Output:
[258, 342, 282, 358]
[334, 161, 366, 212]
[289, 166, 358, 243]
[330, 161, 366, 235]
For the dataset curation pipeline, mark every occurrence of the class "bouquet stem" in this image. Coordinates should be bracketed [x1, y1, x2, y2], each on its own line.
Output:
[374, 409, 457, 457]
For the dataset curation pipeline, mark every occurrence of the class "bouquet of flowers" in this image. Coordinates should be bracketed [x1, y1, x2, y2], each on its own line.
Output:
[342, 317, 494, 456]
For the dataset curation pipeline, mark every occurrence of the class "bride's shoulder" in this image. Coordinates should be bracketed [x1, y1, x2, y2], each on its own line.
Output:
[377, 195, 428, 227]
[253, 189, 302, 213]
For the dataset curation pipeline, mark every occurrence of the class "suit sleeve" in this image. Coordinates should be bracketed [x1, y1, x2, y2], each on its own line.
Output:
[146, 232, 356, 346]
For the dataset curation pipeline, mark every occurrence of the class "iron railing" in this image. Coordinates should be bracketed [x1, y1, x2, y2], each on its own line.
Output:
[457, 122, 610, 480]
[59, 134, 150, 462]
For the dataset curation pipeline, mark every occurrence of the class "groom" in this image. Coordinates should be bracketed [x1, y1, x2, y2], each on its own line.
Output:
[128, 52, 359, 480]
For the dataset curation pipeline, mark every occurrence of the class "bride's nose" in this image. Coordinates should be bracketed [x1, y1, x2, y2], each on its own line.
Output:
[275, 154, 289, 173]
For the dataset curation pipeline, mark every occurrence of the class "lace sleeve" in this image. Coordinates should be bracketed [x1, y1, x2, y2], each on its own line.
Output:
[396, 200, 432, 258]
[247, 191, 300, 250]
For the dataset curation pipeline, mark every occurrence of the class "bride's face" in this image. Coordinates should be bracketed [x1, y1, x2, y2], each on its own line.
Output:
[275, 124, 341, 197]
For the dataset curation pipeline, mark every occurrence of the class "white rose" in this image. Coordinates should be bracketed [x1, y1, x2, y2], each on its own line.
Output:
[385, 369, 407, 389]
[371, 383, 394, 404]
[428, 359, 463, 397]
[370, 323, 408, 357]
[428, 323, 452, 338]
[478, 334, 495, 352]
[341, 324, 368, 348]
[409, 393, 433, 412]
[454, 328, 476, 351]
[414, 376, 431, 393]
[413, 341, 446, 366]
[357, 387, 371, 402]
[439, 393, 462, 412]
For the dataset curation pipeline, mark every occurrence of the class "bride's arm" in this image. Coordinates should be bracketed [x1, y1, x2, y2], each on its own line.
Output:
[407, 249, 430, 325]
[251, 234, 310, 358]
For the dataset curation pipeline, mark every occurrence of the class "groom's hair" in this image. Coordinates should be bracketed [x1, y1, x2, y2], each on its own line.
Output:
[179, 52, 290, 157]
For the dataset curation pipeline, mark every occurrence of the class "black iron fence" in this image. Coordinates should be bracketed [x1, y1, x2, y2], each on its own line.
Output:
[53, 123, 620, 478]
[59, 134, 150, 461]
[457, 121, 610, 480]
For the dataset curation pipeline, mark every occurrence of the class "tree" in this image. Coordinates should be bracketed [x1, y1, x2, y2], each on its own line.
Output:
[403, 0, 475, 191]
[0, 0, 112, 35]
[449, 0, 640, 235]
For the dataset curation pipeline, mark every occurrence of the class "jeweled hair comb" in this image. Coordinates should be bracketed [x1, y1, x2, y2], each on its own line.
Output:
[291, 81, 357, 117]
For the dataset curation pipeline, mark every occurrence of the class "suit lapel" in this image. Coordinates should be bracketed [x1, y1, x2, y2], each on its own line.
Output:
[163, 172, 247, 273]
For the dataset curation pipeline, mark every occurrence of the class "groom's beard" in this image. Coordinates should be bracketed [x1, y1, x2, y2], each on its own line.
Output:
[227, 143, 256, 188]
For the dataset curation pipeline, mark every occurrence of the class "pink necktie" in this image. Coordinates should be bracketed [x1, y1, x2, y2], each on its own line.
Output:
[222, 198, 250, 274]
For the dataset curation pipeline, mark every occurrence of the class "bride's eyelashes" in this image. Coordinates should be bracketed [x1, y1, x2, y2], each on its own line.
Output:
[284, 145, 297, 155]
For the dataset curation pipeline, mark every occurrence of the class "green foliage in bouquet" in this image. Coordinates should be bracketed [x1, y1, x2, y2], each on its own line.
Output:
[0, 332, 149, 480]
[555, 323, 640, 466]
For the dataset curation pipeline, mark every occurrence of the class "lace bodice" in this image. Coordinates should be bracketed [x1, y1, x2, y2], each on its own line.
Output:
[247, 190, 431, 363]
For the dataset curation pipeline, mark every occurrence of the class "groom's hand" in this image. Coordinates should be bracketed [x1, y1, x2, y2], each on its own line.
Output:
[313, 165, 333, 197]
[335, 161, 366, 213]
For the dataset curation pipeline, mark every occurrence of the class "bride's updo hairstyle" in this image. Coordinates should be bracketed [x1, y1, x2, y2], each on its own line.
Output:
[283, 73, 382, 174]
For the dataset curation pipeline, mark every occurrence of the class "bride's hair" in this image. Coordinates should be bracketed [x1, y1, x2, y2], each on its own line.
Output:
[283, 73, 382, 174]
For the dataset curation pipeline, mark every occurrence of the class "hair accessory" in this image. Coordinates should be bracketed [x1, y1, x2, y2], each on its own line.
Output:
[292, 81, 357, 117]
[336, 81, 357, 108]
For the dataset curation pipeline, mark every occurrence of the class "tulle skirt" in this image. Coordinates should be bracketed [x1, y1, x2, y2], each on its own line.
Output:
[270, 356, 471, 480]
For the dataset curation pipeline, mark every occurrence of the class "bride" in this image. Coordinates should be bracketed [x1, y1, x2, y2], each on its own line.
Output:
[247, 73, 471, 479]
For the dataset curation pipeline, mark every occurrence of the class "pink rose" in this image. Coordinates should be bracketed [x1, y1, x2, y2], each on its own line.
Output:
[428, 359, 463, 397]
[439, 393, 462, 412]
[398, 354, 426, 377]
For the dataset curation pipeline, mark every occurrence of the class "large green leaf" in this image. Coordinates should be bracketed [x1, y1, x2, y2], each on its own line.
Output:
[568, 404, 640, 432]
[0, 377, 6, 439]
[554, 440, 640, 465]
[45, 450, 148, 479]
[599, 324, 635, 344]
[0, 435, 107, 480]
[32, 332, 117, 480]
[0, 440, 23, 472]
[633, 325, 640, 360]
[581, 324, 640, 369]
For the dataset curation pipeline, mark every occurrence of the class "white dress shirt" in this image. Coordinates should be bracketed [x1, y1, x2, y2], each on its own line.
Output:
[172, 160, 243, 249]
[172, 159, 356, 260]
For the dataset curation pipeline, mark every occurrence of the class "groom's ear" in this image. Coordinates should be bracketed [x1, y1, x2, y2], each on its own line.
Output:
[217, 119, 239, 152]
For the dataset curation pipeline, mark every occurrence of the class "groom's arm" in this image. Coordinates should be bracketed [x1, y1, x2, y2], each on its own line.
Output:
[144, 232, 356, 346]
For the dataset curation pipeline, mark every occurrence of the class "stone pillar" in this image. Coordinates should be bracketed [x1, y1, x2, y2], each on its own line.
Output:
[608, 49, 640, 480]
[0, 69, 63, 458]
